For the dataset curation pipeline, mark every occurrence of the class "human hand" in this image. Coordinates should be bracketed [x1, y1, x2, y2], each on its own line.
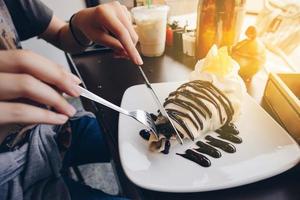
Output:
[71, 1, 143, 65]
[0, 50, 81, 125]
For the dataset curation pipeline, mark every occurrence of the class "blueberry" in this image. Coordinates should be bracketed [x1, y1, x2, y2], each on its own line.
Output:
[161, 140, 171, 154]
[150, 113, 158, 121]
[139, 129, 150, 140]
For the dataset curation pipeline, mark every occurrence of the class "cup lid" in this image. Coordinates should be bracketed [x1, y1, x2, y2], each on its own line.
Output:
[131, 5, 169, 14]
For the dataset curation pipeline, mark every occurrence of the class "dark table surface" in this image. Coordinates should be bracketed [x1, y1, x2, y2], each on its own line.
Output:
[71, 47, 300, 200]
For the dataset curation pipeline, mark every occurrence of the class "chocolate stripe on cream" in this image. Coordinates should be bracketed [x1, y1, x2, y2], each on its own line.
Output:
[165, 108, 199, 130]
[168, 90, 212, 118]
[163, 98, 203, 130]
[167, 111, 195, 141]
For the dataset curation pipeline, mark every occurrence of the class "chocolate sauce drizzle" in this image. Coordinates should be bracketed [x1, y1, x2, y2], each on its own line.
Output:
[195, 141, 221, 158]
[177, 149, 211, 167]
[139, 123, 242, 167]
[161, 140, 171, 154]
[177, 123, 241, 166]
[138, 80, 242, 168]
[163, 80, 234, 139]
[166, 108, 199, 130]
[167, 111, 194, 140]
[217, 132, 242, 144]
[205, 135, 236, 153]
[216, 123, 242, 144]
[163, 98, 203, 130]
[217, 123, 239, 135]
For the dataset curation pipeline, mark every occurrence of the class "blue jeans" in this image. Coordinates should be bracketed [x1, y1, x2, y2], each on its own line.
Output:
[62, 116, 128, 200]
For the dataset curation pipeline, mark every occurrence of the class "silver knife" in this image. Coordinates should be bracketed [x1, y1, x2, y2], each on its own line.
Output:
[138, 66, 183, 145]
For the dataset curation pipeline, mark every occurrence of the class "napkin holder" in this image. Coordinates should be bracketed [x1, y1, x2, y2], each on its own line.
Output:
[263, 73, 300, 143]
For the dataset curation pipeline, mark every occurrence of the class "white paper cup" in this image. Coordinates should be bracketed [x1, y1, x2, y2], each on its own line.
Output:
[182, 32, 195, 56]
[132, 5, 169, 57]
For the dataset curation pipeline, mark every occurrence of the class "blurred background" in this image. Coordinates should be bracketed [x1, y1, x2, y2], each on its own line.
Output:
[22, 0, 299, 71]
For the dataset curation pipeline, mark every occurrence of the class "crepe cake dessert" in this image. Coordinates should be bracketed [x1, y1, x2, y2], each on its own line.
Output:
[140, 45, 246, 154]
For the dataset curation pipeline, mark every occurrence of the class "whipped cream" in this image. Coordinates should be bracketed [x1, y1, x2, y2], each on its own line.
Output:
[190, 45, 246, 121]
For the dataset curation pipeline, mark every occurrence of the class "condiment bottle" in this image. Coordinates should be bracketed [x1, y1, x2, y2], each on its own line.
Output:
[195, 0, 246, 59]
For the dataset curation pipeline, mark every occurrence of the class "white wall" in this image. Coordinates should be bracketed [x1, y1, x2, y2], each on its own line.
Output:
[40, 0, 86, 21]
[246, 0, 264, 13]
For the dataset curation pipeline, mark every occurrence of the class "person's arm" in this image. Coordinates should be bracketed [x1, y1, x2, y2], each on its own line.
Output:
[40, 1, 143, 65]
[39, 15, 90, 54]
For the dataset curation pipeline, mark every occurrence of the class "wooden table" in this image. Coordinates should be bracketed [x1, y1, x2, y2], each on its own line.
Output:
[71, 46, 300, 200]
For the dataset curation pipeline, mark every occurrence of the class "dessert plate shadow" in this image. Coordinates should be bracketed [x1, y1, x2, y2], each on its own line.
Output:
[118, 81, 300, 192]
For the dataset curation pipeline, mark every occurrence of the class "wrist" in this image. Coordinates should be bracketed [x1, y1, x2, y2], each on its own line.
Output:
[69, 14, 94, 47]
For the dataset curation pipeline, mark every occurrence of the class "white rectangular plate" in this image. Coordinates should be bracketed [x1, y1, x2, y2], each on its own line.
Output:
[118, 81, 300, 192]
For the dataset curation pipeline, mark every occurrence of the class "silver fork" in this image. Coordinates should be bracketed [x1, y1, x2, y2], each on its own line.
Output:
[77, 86, 159, 139]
